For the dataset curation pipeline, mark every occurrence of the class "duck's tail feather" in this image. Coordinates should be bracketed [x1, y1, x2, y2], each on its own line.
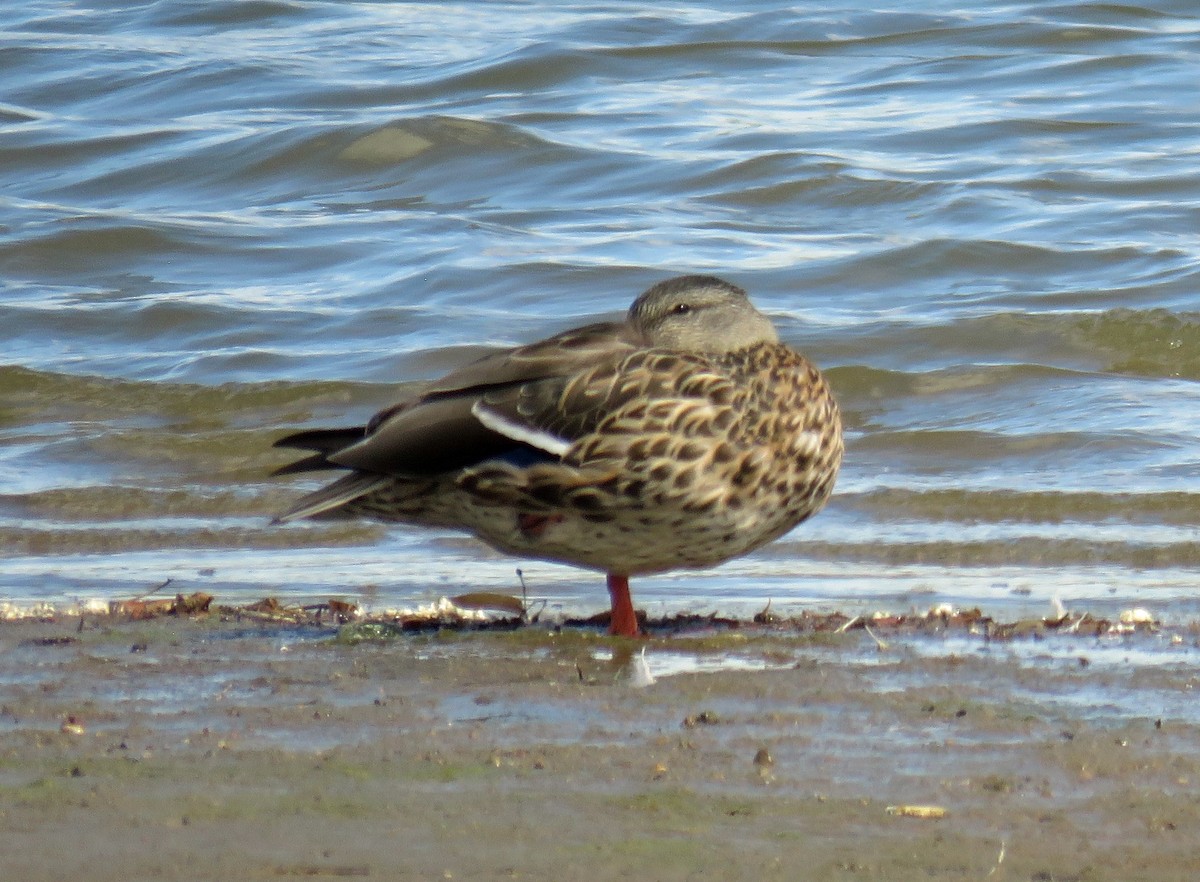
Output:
[271, 472, 389, 524]
[271, 427, 366, 476]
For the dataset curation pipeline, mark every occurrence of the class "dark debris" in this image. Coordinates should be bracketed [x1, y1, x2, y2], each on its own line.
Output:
[2, 591, 1170, 644]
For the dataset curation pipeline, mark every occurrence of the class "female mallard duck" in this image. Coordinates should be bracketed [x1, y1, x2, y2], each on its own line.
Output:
[273, 275, 842, 636]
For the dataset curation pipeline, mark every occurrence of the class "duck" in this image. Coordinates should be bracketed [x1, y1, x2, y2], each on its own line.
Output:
[272, 275, 842, 636]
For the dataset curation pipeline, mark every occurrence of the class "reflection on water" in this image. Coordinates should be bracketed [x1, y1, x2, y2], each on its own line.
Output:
[1, 2, 1198, 622]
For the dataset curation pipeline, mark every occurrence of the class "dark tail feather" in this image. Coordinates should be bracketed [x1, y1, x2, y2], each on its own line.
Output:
[273, 427, 366, 453]
[271, 427, 367, 476]
[272, 453, 342, 476]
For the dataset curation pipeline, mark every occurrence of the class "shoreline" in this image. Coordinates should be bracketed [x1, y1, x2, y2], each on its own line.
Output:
[3, 612, 1198, 880]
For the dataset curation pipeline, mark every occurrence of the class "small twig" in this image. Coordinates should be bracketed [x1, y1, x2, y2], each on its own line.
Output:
[753, 598, 777, 624]
[514, 569, 549, 622]
[133, 578, 173, 602]
[526, 598, 548, 622]
[516, 569, 528, 619]
[837, 615, 861, 634]
[863, 623, 890, 651]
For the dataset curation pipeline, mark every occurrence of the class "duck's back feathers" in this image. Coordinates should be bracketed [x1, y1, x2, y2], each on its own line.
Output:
[272, 319, 643, 482]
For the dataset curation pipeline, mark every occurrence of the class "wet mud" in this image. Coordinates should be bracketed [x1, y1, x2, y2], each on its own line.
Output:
[2, 610, 1199, 881]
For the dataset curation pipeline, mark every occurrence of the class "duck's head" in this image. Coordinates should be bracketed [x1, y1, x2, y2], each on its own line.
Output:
[628, 275, 779, 353]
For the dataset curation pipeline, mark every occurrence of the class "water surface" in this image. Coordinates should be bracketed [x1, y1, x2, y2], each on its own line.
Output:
[2, 1, 1198, 621]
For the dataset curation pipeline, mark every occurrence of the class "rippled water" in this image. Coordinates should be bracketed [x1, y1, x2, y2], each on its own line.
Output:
[2, 1, 1198, 621]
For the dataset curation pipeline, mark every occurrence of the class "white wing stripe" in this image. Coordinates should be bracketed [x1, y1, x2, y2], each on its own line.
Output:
[471, 401, 571, 457]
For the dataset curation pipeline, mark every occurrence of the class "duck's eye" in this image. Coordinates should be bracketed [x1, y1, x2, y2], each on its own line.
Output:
[671, 302, 692, 315]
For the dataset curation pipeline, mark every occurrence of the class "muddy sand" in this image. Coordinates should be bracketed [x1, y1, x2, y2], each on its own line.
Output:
[2, 609, 1199, 881]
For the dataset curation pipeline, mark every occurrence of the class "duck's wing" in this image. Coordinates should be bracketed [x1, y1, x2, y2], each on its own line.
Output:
[419, 321, 632, 399]
[272, 320, 641, 478]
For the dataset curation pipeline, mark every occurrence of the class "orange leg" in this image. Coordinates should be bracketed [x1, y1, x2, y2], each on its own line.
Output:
[607, 573, 641, 637]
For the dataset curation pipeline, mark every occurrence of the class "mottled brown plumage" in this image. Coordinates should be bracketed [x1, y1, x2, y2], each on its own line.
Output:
[272, 275, 842, 636]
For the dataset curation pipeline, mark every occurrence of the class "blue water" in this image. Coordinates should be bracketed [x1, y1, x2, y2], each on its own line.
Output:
[1, 1, 1198, 622]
